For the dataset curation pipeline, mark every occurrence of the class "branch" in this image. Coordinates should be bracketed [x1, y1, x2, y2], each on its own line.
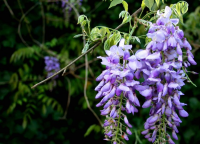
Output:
[31, 7, 142, 88]
[18, 2, 40, 47]
[3, 0, 20, 21]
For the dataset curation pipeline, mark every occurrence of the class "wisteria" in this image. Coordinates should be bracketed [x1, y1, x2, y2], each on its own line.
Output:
[95, 39, 142, 143]
[95, 5, 197, 144]
[139, 6, 197, 144]
[44, 56, 60, 78]
[61, 0, 83, 11]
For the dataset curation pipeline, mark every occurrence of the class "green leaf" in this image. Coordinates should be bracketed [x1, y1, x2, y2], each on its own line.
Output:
[90, 27, 101, 41]
[109, 0, 123, 9]
[104, 39, 110, 51]
[119, 11, 126, 18]
[144, 0, 154, 11]
[77, 15, 85, 24]
[141, 0, 146, 10]
[10, 47, 35, 63]
[176, 1, 188, 15]
[113, 32, 121, 44]
[135, 37, 141, 43]
[84, 124, 96, 137]
[99, 27, 107, 37]
[122, 1, 128, 11]
[73, 34, 83, 38]
[170, 1, 188, 23]
[82, 43, 89, 54]
[155, 0, 160, 7]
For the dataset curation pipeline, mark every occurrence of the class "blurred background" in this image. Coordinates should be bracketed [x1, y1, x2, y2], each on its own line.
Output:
[0, 0, 200, 143]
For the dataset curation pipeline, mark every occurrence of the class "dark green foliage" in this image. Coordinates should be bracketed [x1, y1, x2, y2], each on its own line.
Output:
[0, 0, 200, 144]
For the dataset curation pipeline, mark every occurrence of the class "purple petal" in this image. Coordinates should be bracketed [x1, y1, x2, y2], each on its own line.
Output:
[142, 99, 152, 108]
[168, 97, 172, 108]
[148, 114, 159, 123]
[172, 130, 178, 140]
[123, 133, 129, 141]
[101, 82, 111, 92]
[179, 109, 189, 117]
[110, 106, 116, 117]
[168, 36, 177, 47]
[100, 107, 110, 115]
[95, 80, 105, 91]
[104, 100, 112, 109]
[188, 55, 197, 65]
[139, 87, 152, 97]
[141, 129, 149, 135]
[126, 128, 132, 135]
[116, 86, 122, 96]
[168, 82, 179, 89]
[126, 100, 131, 113]
[135, 50, 149, 60]
[169, 138, 175, 144]
[176, 44, 182, 55]
[118, 84, 130, 92]
[124, 116, 132, 128]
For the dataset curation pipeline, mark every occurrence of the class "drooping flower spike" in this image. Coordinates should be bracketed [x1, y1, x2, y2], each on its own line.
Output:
[95, 39, 142, 143]
[140, 6, 197, 144]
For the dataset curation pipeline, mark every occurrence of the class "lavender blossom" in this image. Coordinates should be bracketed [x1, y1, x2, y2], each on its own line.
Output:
[44, 56, 60, 78]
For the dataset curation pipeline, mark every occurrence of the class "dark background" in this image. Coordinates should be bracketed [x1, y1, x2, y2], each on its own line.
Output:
[0, 0, 200, 144]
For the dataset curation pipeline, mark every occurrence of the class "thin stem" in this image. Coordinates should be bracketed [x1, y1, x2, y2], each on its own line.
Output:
[3, 0, 20, 21]
[39, 0, 45, 44]
[115, 94, 123, 141]
[182, 66, 197, 87]
[17, 2, 40, 47]
[127, 25, 136, 45]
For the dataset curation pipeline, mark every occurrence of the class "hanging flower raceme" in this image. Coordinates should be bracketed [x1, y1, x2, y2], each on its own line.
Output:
[44, 56, 60, 78]
[140, 6, 197, 144]
[95, 39, 142, 143]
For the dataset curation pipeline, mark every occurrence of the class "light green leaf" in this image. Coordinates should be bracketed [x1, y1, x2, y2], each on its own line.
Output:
[171, 1, 188, 23]
[119, 11, 126, 18]
[122, 1, 128, 11]
[144, 0, 154, 11]
[155, 0, 160, 7]
[99, 27, 107, 37]
[82, 43, 89, 54]
[113, 32, 121, 44]
[73, 34, 83, 38]
[109, 0, 123, 9]
[104, 39, 110, 51]
[84, 124, 96, 137]
[141, 0, 146, 10]
[134, 37, 141, 43]
[176, 1, 188, 15]
[77, 15, 85, 24]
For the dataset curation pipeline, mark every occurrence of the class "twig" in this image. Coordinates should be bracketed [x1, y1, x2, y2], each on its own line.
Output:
[39, 0, 46, 44]
[18, 2, 40, 47]
[31, 7, 142, 88]
[3, 0, 20, 21]
[62, 77, 71, 118]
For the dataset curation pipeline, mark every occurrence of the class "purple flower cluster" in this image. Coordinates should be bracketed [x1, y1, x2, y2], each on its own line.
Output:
[95, 39, 142, 143]
[139, 6, 197, 143]
[44, 56, 60, 78]
[61, 0, 83, 11]
[95, 6, 197, 144]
